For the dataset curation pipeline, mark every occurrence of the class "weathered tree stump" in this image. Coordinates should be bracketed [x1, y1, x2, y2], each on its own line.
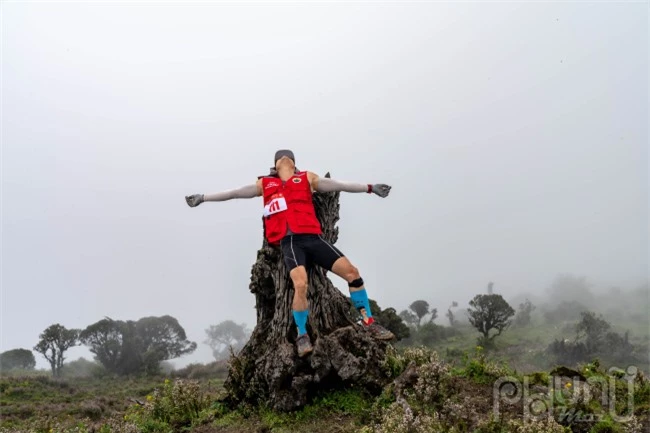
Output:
[222, 173, 394, 411]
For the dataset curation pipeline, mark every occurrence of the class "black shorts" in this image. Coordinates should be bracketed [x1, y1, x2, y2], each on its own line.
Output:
[280, 234, 345, 272]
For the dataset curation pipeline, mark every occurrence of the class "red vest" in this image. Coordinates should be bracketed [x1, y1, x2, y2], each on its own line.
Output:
[261, 172, 322, 245]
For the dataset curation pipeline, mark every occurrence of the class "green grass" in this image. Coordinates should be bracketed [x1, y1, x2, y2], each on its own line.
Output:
[249, 388, 373, 430]
[0, 373, 224, 432]
[2, 356, 647, 433]
[198, 387, 374, 433]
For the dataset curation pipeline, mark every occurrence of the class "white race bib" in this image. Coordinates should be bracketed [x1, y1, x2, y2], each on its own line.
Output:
[263, 195, 288, 217]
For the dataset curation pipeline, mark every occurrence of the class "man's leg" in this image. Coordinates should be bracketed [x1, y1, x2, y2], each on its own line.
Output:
[311, 235, 395, 340]
[289, 265, 309, 334]
[280, 235, 313, 357]
[330, 256, 374, 323]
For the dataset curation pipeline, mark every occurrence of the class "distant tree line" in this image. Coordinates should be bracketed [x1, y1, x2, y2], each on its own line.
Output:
[2, 286, 529, 377]
[394, 288, 523, 348]
[17, 315, 197, 377]
[10, 273, 644, 377]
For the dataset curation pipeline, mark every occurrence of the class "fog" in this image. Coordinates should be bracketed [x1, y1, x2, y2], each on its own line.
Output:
[1, 2, 647, 370]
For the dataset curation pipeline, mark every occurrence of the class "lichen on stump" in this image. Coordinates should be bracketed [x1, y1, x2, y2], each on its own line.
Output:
[222, 173, 394, 412]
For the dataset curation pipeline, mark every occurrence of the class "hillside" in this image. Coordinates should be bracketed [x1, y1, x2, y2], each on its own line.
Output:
[1, 346, 648, 433]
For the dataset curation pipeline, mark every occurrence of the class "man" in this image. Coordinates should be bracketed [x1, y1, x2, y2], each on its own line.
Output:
[185, 149, 395, 357]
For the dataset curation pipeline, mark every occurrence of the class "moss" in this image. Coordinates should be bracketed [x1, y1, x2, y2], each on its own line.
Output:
[588, 416, 625, 433]
[311, 388, 371, 417]
[529, 371, 551, 387]
[211, 409, 246, 428]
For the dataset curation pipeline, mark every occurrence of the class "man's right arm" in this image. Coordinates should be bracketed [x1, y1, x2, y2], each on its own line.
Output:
[185, 179, 263, 207]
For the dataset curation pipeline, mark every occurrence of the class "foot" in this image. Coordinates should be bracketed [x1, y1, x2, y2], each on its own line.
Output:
[363, 320, 395, 340]
[296, 334, 313, 357]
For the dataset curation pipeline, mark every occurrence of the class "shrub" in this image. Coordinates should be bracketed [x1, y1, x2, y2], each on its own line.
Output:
[171, 361, 228, 380]
[60, 357, 107, 378]
[380, 346, 443, 379]
[546, 312, 641, 368]
[125, 378, 211, 429]
[412, 322, 457, 346]
[458, 346, 514, 385]
[589, 416, 625, 433]
[78, 401, 104, 421]
[364, 402, 444, 433]
[409, 353, 451, 405]
[507, 417, 570, 433]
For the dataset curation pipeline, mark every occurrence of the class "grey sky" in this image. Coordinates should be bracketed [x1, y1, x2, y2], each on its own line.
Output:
[2, 2, 647, 369]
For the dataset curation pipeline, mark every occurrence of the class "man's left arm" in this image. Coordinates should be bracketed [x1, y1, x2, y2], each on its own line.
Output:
[306, 172, 391, 198]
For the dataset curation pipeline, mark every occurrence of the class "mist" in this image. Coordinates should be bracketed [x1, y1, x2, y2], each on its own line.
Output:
[1, 2, 647, 371]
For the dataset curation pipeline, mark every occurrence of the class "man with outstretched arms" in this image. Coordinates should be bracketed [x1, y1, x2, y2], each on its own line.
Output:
[185, 150, 395, 357]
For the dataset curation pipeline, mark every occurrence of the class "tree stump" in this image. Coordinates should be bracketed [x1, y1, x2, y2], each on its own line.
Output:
[222, 173, 394, 411]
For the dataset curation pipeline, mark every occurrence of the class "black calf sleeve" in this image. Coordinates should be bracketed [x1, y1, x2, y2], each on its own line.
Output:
[348, 277, 364, 288]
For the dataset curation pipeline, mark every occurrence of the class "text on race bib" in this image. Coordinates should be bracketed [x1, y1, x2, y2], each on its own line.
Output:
[263, 195, 288, 217]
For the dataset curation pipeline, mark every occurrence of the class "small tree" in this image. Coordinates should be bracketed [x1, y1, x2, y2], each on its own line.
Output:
[0, 349, 36, 371]
[60, 357, 105, 378]
[446, 301, 458, 327]
[428, 308, 438, 324]
[398, 309, 419, 329]
[81, 315, 196, 375]
[467, 294, 515, 344]
[513, 298, 536, 327]
[79, 317, 130, 374]
[575, 311, 610, 352]
[409, 300, 430, 327]
[136, 315, 198, 374]
[34, 324, 79, 377]
[204, 320, 251, 361]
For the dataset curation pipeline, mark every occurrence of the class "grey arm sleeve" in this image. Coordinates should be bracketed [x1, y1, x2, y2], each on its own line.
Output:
[203, 184, 259, 202]
[315, 177, 367, 193]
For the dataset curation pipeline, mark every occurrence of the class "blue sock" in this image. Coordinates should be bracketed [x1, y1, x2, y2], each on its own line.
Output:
[293, 309, 309, 336]
[350, 289, 373, 319]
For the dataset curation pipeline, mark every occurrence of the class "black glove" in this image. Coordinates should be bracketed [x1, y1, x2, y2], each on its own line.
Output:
[185, 194, 204, 207]
[370, 184, 391, 198]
